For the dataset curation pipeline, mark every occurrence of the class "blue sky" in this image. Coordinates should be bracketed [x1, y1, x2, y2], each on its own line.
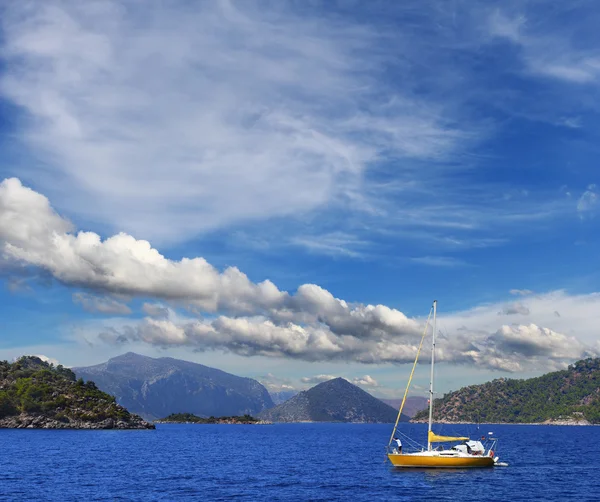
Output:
[1, 0, 600, 399]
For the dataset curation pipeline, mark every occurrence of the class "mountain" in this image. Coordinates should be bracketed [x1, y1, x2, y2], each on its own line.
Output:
[258, 378, 407, 423]
[269, 389, 298, 405]
[412, 358, 600, 424]
[0, 356, 153, 429]
[74, 352, 274, 420]
[381, 396, 428, 418]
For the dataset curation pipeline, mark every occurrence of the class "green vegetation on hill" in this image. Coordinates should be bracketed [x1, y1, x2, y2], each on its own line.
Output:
[0, 356, 153, 428]
[158, 413, 260, 424]
[413, 358, 600, 424]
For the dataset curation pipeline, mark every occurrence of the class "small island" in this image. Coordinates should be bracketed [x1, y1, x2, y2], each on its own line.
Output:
[156, 413, 270, 424]
[0, 356, 154, 429]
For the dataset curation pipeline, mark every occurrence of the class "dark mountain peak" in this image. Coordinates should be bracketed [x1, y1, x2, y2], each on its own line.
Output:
[316, 377, 350, 388]
[260, 379, 405, 423]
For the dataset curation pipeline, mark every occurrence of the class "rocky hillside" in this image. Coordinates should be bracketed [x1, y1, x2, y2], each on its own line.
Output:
[413, 358, 600, 424]
[259, 378, 407, 423]
[75, 353, 274, 420]
[0, 356, 153, 429]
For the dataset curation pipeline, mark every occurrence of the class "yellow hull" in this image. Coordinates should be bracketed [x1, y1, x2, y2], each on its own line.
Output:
[388, 453, 494, 468]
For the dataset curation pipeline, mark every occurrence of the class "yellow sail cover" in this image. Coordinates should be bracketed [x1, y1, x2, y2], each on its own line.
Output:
[428, 430, 469, 443]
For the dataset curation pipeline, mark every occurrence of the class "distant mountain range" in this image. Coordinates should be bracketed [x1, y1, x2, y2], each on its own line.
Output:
[269, 389, 299, 405]
[259, 377, 408, 423]
[412, 358, 600, 424]
[380, 396, 428, 418]
[74, 353, 274, 420]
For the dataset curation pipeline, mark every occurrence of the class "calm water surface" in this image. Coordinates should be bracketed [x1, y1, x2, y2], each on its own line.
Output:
[1, 423, 599, 501]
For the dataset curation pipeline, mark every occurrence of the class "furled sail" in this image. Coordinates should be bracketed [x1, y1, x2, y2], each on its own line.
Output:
[428, 431, 469, 443]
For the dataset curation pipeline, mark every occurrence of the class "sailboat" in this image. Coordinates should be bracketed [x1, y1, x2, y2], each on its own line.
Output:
[387, 300, 501, 468]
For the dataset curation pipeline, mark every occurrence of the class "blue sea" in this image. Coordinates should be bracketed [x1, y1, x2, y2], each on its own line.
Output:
[1, 423, 599, 501]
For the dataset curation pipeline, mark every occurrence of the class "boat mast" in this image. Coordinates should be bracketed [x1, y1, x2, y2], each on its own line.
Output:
[427, 300, 437, 451]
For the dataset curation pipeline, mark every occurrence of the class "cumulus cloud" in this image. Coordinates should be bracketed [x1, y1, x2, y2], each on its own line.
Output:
[438, 291, 600, 371]
[97, 316, 422, 364]
[73, 292, 132, 315]
[0, 178, 287, 313]
[2, 178, 597, 372]
[0, 177, 423, 347]
[467, 324, 596, 372]
[351, 375, 379, 387]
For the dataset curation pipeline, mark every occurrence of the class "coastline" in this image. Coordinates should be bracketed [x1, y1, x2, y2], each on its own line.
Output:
[155, 419, 272, 425]
[0, 413, 155, 430]
[410, 419, 594, 426]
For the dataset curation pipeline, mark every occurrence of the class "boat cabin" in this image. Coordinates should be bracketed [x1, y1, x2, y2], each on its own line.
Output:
[452, 440, 485, 455]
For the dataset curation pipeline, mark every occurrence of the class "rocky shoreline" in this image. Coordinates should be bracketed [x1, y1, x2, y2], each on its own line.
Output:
[411, 418, 593, 426]
[0, 413, 155, 430]
[155, 419, 272, 425]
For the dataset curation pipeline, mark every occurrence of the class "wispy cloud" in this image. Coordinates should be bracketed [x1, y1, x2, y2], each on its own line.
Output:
[72, 292, 132, 315]
[577, 184, 598, 218]
[509, 289, 533, 296]
[410, 256, 468, 268]
[488, 8, 600, 84]
[499, 302, 530, 316]
[290, 232, 368, 258]
[0, 0, 471, 244]
[1, 0, 588, 260]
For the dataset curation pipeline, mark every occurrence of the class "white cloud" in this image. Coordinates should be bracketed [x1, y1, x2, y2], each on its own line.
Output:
[301, 374, 336, 384]
[0, 178, 288, 314]
[351, 375, 379, 387]
[0, 1, 467, 244]
[0, 177, 422, 350]
[32, 354, 60, 366]
[73, 292, 132, 315]
[2, 179, 598, 373]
